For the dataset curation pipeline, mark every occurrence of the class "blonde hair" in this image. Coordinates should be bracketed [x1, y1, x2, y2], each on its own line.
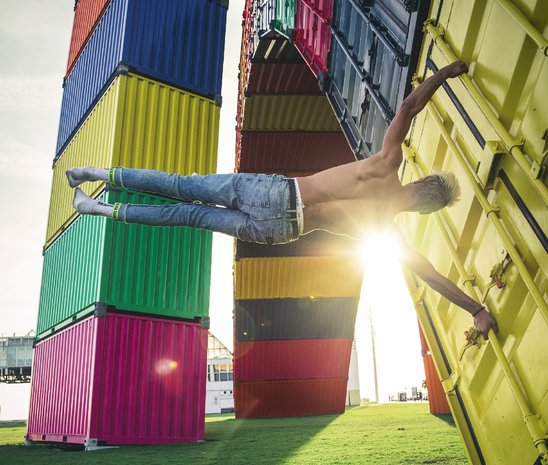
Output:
[415, 171, 461, 214]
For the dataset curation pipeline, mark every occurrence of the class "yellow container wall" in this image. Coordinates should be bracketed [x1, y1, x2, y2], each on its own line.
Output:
[399, 1, 547, 464]
[46, 73, 220, 248]
[234, 257, 363, 300]
[240, 95, 340, 131]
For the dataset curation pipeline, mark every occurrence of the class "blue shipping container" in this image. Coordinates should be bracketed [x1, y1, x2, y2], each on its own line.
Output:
[56, 0, 228, 157]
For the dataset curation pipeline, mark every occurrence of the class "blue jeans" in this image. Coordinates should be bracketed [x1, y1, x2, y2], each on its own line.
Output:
[111, 168, 299, 244]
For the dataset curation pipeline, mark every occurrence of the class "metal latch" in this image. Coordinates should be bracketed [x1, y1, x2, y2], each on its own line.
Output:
[441, 370, 460, 394]
[458, 327, 483, 361]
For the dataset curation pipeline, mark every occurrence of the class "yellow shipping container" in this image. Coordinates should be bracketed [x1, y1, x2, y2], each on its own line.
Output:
[398, 1, 547, 464]
[234, 256, 363, 300]
[46, 73, 220, 249]
[240, 95, 340, 131]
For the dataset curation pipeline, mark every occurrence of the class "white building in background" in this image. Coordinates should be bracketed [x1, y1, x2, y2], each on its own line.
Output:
[346, 338, 361, 406]
[206, 332, 234, 414]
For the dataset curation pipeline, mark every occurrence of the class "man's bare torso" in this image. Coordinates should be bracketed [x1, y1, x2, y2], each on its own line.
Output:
[296, 154, 404, 238]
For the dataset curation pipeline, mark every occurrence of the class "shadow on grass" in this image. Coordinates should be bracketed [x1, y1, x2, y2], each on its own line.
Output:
[433, 413, 456, 427]
[0, 414, 340, 465]
[203, 413, 340, 465]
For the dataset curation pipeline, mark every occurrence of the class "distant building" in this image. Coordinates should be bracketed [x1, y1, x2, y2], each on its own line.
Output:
[0, 332, 34, 383]
[206, 332, 234, 414]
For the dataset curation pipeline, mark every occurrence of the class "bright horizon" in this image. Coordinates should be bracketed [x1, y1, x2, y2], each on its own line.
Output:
[0, 1, 424, 416]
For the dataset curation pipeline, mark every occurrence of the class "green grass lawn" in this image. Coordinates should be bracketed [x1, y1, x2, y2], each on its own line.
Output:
[0, 403, 468, 465]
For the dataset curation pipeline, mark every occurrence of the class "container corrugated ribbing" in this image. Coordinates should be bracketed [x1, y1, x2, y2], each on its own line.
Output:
[294, 0, 333, 76]
[235, 339, 353, 381]
[65, 0, 112, 76]
[235, 378, 347, 418]
[239, 95, 340, 131]
[234, 297, 358, 342]
[235, 231, 358, 259]
[37, 190, 211, 340]
[56, 0, 228, 155]
[27, 313, 207, 445]
[47, 73, 220, 248]
[258, 0, 296, 38]
[246, 63, 321, 95]
[234, 256, 363, 300]
[236, 130, 354, 176]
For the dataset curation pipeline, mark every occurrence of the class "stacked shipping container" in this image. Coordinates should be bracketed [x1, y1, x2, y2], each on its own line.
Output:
[28, 0, 228, 446]
[234, 0, 362, 419]
[236, 0, 454, 419]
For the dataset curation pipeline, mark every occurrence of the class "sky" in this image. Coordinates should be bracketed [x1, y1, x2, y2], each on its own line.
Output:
[0, 0, 425, 410]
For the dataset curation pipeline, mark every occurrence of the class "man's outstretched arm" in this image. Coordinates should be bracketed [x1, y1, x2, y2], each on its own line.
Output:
[400, 244, 498, 338]
[381, 61, 468, 169]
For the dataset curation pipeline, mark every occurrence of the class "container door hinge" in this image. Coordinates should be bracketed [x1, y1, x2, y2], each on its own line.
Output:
[441, 370, 460, 394]
[525, 414, 548, 465]
[531, 142, 547, 179]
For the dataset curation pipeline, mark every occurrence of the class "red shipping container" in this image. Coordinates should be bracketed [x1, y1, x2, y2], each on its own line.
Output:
[418, 325, 451, 415]
[235, 378, 347, 418]
[246, 63, 321, 95]
[66, 0, 112, 77]
[235, 339, 353, 381]
[27, 312, 207, 446]
[294, 0, 334, 76]
[236, 130, 355, 175]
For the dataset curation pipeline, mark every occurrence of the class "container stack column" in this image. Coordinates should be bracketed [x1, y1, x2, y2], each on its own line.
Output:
[234, 0, 363, 419]
[27, 0, 228, 446]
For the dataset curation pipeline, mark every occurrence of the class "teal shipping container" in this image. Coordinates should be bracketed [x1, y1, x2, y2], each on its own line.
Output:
[37, 189, 212, 340]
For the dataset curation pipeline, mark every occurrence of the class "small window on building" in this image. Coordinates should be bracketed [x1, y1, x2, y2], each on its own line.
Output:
[208, 363, 234, 382]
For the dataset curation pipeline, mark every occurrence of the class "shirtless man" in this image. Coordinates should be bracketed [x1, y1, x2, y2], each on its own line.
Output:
[67, 60, 498, 337]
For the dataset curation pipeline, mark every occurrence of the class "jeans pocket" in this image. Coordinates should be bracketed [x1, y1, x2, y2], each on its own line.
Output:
[235, 175, 272, 208]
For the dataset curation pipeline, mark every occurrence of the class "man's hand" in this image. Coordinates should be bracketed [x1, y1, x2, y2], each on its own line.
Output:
[443, 60, 468, 79]
[474, 308, 498, 339]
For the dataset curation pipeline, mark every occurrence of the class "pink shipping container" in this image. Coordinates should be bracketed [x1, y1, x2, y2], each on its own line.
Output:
[66, 0, 112, 77]
[27, 312, 207, 446]
[294, 0, 334, 76]
[235, 339, 352, 381]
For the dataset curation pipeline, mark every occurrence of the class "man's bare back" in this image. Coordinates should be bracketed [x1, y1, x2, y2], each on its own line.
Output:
[297, 155, 404, 237]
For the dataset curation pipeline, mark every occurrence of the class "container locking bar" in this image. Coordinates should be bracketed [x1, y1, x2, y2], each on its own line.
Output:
[422, 99, 548, 324]
[346, 0, 408, 65]
[424, 20, 548, 205]
[331, 30, 394, 122]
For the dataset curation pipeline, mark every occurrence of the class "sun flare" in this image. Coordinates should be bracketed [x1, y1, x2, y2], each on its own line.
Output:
[355, 230, 424, 401]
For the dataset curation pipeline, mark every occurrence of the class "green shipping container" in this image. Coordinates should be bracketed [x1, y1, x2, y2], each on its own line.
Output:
[36, 190, 212, 340]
